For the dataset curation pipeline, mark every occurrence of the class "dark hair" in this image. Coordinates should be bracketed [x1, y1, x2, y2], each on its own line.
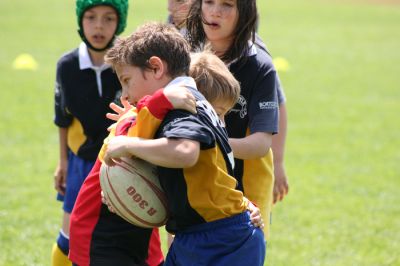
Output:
[105, 22, 191, 77]
[186, 0, 257, 63]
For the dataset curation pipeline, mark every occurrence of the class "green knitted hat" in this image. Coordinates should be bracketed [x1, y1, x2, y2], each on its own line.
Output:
[76, 0, 129, 35]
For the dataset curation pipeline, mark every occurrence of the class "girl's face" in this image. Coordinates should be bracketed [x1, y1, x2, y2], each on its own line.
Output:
[201, 0, 239, 47]
[82, 5, 118, 50]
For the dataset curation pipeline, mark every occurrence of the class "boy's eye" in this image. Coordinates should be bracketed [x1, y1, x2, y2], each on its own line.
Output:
[84, 15, 95, 20]
[119, 77, 128, 85]
[105, 16, 117, 22]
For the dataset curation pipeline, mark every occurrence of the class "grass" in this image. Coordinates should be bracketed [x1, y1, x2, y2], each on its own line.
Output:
[0, 0, 399, 265]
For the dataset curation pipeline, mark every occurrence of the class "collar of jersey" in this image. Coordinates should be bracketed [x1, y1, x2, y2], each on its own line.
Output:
[165, 76, 197, 91]
[78, 42, 111, 71]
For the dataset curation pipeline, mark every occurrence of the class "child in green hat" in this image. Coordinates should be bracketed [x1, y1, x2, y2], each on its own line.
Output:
[51, 1, 135, 265]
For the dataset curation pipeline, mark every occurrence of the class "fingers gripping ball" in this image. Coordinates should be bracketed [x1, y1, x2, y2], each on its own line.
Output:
[100, 157, 169, 228]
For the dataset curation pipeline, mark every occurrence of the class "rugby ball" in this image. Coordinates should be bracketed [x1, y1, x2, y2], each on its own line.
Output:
[100, 157, 168, 228]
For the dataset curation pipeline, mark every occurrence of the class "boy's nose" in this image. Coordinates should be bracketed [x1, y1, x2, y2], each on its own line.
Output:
[95, 18, 104, 28]
[121, 90, 128, 100]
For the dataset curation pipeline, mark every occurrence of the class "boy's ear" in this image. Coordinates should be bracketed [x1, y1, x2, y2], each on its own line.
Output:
[147, 56, 166, 79]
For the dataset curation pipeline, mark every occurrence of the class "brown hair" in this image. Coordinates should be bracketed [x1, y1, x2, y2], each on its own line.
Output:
[186, 0, 257, 63]
[105, 22, 191, 77]
[189, 51, 240, 109]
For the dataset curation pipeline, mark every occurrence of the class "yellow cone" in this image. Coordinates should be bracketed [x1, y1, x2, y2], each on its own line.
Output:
[12, 53, 38, 71]
[273, 57, 290, 73]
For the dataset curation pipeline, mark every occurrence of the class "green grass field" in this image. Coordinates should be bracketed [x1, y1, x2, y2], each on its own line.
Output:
[1, 0, 399, 265]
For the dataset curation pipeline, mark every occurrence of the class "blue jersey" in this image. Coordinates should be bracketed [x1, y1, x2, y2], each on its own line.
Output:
[155, 78, 248, 233]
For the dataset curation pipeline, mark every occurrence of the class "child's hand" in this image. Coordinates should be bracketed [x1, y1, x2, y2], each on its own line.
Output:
[248, 201, 264, 229]
[106, 96, 133, 123]
[53, 160, 68, 195]
[103, 136, 136, 166]
[164, 85, 197, 114]
[101, 190, 116, 213]
[273, 163, 289, 204]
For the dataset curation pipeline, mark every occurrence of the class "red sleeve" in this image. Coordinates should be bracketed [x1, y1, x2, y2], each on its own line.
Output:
[136, 89, 173, 119]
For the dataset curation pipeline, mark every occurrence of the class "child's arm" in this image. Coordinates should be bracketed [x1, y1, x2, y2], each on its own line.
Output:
[229, 132, 272, 160]
[99, 86, 196, 162]
[54, 127, 68, 195]
[106, 86, 196, 124]
[103, 136, 199, 168]
[128, 88, 194, 138]
[163, 85, 197, 114]
[272, 103, 289, 204]
[229, 63, 278, 160]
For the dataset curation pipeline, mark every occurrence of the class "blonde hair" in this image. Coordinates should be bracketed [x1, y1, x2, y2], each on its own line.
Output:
[189, 51, 240, 109]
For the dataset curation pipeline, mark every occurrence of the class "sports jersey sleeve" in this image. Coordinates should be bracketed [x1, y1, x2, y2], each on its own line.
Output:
[127, 89, 174, 138]
[276, 73, 286, 104]
[54, 59, 73, 128]
[98, 89, 174, 161]
[158, 110, 215, 149]
[248, 66, 279, 135]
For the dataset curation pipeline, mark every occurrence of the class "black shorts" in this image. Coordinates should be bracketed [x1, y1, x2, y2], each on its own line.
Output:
[76, 204, 153, 266]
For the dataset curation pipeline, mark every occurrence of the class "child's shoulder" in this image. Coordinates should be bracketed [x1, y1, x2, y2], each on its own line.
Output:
[57, 47, 79, 67]
[231, 47, 276, 77]
[251, 46, 275, 71]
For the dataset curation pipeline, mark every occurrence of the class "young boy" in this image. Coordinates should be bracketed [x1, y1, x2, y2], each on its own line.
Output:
[102, 22, 266, 266]
[52, 1, 128, 265]
[107, 49, 254, 249]
[68, 21, 199, 265]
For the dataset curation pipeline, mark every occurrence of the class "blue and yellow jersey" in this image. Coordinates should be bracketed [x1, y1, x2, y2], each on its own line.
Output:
[54, 44, 121, 161]
[226, 46, 280, 238]
[155, 78, 249, 233]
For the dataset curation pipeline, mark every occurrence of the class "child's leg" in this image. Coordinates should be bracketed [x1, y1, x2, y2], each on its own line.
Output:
[87, 205, 155, 266]
[52, 213, 72, 266]
[52, 153, 94, 266]
[165, 212, 266, 266]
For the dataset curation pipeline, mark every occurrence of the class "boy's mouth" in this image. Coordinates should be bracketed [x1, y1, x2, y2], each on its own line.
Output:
[92, 34, 105, 42]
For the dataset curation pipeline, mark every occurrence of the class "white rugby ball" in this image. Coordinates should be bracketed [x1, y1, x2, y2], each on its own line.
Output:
[100, 157, 168, 228]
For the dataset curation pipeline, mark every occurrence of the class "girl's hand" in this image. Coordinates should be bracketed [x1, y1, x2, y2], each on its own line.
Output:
[248, 201, 264, 229]
[164, 85, 197, 114]
[273, 163, 289, 204]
